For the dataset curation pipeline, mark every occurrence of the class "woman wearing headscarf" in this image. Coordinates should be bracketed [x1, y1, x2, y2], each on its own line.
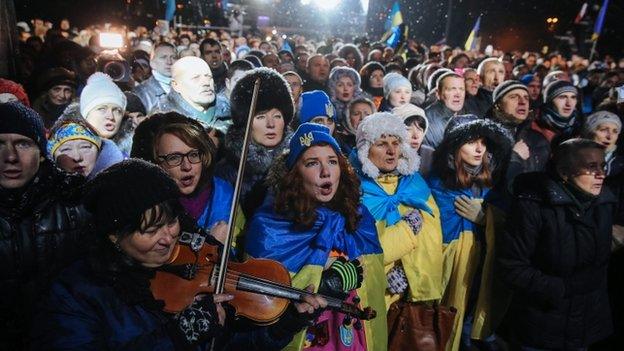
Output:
[327, 66, 370, 128]
[349, 112, 443, 310]
[47, 105, 124, 179]
[582, 110, 623, 177]
[214, 67, 294, 218]
[428, 116, 512, 351]
[359, 61, 385, 110]
[246, 123, 388, 351]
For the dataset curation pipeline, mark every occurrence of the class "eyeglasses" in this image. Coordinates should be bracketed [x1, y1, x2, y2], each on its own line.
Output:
[574, 164, 607, 177]
[157, 150, 203, 167]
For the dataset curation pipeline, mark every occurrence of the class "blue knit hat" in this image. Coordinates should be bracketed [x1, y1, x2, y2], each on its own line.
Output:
[299, 90, 336, 124]
[286, 123, 342, 169]
[47, 122, 102, 156]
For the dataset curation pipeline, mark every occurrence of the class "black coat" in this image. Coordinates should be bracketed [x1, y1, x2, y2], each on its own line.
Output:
[0, 160, 90, 349]
[497, 172, 615, 349]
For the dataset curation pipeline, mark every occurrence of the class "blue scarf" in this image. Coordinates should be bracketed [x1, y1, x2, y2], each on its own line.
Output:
[246, 200, 382, 273]
[197, 177, 234, 230]
[427, 175, 489, 244]
[361, 173, 433, 226]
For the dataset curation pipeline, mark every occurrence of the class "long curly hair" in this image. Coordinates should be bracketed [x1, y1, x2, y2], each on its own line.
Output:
[270, 149, 362, 232]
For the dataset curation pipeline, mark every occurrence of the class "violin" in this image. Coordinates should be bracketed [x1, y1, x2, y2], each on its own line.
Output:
[150, 238, 377, 325]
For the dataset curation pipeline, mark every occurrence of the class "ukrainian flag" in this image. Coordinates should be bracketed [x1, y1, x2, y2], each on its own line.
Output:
[592, 0, 609, 41]
[385, 1, 403, 31]
[464, 15, 481, 51]
[383, 2, 408, 50]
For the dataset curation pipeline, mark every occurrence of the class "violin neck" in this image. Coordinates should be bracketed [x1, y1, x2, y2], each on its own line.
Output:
[237, 275, 347, 312]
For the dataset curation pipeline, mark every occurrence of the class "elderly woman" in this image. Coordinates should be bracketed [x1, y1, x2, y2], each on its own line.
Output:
[31, 159, 326, 350]
[582, 110, 623, 177]
[349, 112, 443, 310]
[498, 139, 615, 350]
[47, 107, 124, 179]
[428, 116, 512, 351]
[245, 123, 388, 351]
[131, 112, 243, 247]
[215, 67, 294, 217]
[327, 66, 370, 126]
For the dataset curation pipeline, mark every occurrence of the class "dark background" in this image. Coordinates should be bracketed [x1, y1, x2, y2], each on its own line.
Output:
[13, 0, 624, 57]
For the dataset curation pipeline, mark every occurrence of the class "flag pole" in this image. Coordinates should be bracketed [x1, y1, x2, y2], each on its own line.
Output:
[589, 39, 598, 62]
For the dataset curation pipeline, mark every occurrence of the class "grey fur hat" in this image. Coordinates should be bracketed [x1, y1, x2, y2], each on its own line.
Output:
[356, 112, 420, 178]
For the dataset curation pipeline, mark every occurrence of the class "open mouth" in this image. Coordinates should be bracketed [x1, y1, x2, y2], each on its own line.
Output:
[319, 181, 333, 196]
[516, 108, 527, 114]
[180, 175, 195, 187]
[73, 166, 86, 174]
[103, 122, 116, 131]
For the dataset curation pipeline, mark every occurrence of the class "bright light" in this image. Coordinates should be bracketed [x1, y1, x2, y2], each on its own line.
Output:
[99, 32, 123, 49]
[300, 0, 341, 11]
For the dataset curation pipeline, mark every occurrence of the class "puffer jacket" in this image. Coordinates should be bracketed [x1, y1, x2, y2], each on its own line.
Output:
[497, 172, 615, 349]
[134, 75, 167, 113]
[156, 90, 231, 134]
[0, 160, 90, 349]
[423, 100, 469, 148]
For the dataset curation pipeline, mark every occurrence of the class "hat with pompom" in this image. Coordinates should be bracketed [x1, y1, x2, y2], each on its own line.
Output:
[80, 72, 127, 118]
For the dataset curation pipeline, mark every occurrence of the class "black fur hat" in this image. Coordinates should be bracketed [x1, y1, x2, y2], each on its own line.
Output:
[433, 115, 513, 185]
[230, 67, 294, 129]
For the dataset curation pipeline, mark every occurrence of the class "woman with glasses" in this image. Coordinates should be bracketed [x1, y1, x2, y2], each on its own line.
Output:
[497, 139, 616, 350]
[131, 111, 240, 246]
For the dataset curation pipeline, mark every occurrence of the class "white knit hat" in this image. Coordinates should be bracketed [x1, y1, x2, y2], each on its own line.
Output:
[392, 103, 428, 135]
[80, 72, 127, 117]
[383, 72, 412, 99]
[356, 112, 420, 179]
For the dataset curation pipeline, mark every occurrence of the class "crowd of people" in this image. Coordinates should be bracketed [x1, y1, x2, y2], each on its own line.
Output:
[1, 17, 623, 351]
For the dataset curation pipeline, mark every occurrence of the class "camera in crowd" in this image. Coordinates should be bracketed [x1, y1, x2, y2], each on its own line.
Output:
[96, 51, 131, 84]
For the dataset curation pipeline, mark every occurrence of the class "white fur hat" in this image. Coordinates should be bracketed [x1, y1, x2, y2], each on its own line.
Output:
[356, 112, 420, 179]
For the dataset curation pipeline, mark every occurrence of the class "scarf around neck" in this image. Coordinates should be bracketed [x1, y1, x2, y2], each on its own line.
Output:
[152, 70, 172, 93]
[541, 106, 576, 133]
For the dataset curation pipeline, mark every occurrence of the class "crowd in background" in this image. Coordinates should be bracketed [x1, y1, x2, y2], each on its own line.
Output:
[1, 17, 624, 351]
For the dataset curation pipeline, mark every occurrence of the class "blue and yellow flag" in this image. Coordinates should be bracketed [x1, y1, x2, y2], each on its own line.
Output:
[384, 1, 403, 31]
[592, 0, 609, 41]
[464, 15, 482, 51]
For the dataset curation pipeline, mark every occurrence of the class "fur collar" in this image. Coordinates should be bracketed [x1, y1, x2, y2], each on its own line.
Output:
[223, 125, 292, 177]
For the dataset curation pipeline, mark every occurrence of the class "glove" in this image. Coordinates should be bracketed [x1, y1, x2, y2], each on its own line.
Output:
[318, 257, 363, 299]
[402, 209, 424, 234]
[170, 296, 223, 346]
[386, 265, 408, 295]
[454, 195, 485, 224]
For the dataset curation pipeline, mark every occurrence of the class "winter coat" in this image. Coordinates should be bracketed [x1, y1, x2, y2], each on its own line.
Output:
[423, 101, 468, 148]
[156, 90, 231, 134]
[606, 148, 624, 177]
[89, 139, 125, 179]
[464, 87, 493, 118]
[214, 126, 291, 219]
[31, 94, 70, 129]
[497, 172, 615, 349]
[133, 75, 167, 113]
[30, 238, 294, 350]
[0, 160, 90, 349]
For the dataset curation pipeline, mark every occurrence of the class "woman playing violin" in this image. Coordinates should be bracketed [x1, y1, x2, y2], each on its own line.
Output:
[245, 123, 388, 351]
[30, 159, 326, 350]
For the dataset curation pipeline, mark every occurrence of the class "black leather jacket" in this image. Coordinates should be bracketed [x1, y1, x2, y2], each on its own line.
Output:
[0, 160, 91, 349]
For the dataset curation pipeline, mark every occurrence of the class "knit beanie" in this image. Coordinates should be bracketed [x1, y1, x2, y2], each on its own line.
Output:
[492, 80, 528, 104]
[428, 68, 453, 92]
[0, 78, 31, 106]
[356, 112, 420, 178]
[84, 158, 180, 235]
[124, 91, 147, 115]
[392, 103, 428, 134]
[383, 72, 411, 98]
[299, 90, 336, 124]
[47, 122, 102, 156]
[286, 123, 342, 169]
[583, 110, 622, 136]
[543, 80, 577, 104]
[328, 66, 362, 98]
[520, 74, 535, 86]
[80, 72, 127, 118]
[0, 101, 47, 154]
[37, 67, 77, 93]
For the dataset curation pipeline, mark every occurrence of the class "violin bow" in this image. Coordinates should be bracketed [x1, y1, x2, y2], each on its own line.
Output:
[214, 77, 261, 295]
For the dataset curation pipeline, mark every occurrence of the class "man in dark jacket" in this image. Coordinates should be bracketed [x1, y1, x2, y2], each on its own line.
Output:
[133, 42, 177, 112]
[0, 102, 90, 349]
[423, 72, 469, 148]
[465, 58, 505, 117]
[200, 38, 228, 93]
[302, 54, 330, 94]
[498, 139, 615, 350]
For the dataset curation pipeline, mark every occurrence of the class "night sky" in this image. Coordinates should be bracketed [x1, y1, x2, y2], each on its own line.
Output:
[13, 0, 624, 58]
